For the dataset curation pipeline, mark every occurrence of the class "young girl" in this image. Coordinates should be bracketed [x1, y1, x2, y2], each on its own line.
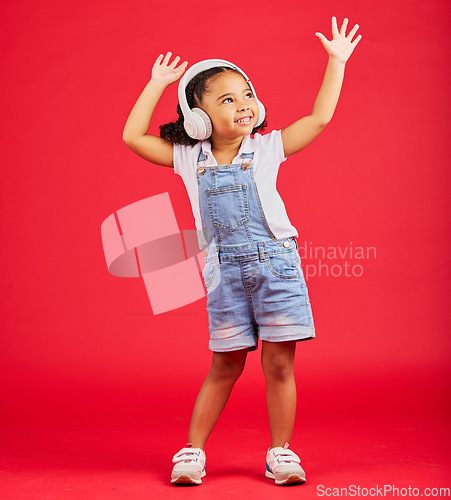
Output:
[123, 16, 361, 486]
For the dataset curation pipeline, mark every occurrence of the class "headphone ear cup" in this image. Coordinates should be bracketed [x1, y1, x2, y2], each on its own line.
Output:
[184, 108, 212, 140]
[192, 108, 212, 140]
[255, 100, 266, 127]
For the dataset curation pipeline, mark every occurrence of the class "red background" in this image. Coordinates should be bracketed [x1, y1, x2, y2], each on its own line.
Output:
[1, 0, 450, 498]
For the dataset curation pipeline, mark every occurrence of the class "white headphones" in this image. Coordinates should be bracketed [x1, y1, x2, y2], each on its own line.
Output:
[178, 59, 266, 140]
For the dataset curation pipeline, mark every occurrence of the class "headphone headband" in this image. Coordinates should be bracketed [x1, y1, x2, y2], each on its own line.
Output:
[177, 59, 265, 140]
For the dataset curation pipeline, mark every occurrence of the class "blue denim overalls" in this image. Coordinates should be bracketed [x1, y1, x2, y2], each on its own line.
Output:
[196, 148, 315, 352]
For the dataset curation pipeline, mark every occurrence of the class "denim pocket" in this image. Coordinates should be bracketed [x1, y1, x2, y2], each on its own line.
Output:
[206, 185, 249, 231]
[294, 250, 303, 269]
[202, 259, 218, 289]
[265, 251, 299, 280]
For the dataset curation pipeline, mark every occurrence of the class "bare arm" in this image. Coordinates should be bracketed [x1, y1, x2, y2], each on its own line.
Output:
[281, 17, 362, 157]
[122, 52, 188, 168]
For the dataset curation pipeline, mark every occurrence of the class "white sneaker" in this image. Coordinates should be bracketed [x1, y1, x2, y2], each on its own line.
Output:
[265, 442, 306, 485]
[171, 443, 206, 485]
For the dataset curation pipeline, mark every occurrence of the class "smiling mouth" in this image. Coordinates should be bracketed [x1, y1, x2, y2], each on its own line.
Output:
[235, 116, 253, 125]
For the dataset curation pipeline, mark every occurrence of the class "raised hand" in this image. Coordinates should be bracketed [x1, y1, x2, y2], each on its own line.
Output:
[151, 51, 188, 87]
[315, 17, 362, 64]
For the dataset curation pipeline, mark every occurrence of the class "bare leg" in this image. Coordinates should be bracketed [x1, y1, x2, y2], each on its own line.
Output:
[187, 348, 248, 449]
[261, 340, 297, 448]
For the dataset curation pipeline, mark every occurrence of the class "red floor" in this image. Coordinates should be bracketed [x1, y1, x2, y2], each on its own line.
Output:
[1, 369, 450, 500]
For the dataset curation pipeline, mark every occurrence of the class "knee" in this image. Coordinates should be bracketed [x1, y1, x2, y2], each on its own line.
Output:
[209, 354, 245, 382]
[262, 354, 294, 382]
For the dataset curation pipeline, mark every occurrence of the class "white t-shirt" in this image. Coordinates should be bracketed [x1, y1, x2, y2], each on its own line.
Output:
[173, 129, 298, 250]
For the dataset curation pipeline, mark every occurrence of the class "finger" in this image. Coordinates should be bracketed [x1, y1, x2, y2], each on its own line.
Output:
[155, 53, 164, 66]
[169, 55, 181, 68]
[351, 34, 362, 47]
[162, 51, 172, 65]
[315, 32, 329, 46]
[340, 17, 348, 36]
[347, 23, 360, 41]
[331, 16, 339, 37]
[175, 60, 189, 75]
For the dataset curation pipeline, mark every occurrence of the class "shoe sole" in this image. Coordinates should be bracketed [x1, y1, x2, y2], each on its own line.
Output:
[265, 470, 306, 485]
[171, 471, 206, 486]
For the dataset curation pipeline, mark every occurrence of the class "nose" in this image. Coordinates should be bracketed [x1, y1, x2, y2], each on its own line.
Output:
[238, 99, 249, 111]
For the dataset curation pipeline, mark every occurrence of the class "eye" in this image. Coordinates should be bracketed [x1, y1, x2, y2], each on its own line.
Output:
[245, 91, 254, 99]
[222, 97, 233, 104]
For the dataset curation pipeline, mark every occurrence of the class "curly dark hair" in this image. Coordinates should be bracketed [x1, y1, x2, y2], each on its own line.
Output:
[159, 67, 267, 146]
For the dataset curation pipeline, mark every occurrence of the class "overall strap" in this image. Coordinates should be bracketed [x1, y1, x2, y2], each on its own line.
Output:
[241, 151, 254, 170]
[197, 149, 254, 165]
[197, 148, 208, 164]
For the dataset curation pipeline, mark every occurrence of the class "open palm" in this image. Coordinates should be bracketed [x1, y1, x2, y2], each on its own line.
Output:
[315, 17, 362, 63]
[151, 51, 188, 86]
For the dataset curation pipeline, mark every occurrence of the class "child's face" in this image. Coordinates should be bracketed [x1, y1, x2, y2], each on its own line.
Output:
[199, 71, 260, 141]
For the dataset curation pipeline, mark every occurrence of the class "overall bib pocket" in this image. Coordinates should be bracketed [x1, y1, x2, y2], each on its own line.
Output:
[206, 185, 249, 232]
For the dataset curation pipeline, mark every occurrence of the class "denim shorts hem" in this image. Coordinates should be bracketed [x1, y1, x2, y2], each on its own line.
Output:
[208, 326, 315, 352]
[259, 325, 316, 343]
[209, 337, 256, 352]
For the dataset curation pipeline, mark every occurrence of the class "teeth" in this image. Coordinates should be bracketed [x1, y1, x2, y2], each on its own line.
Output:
[236, 117, 251, 124]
